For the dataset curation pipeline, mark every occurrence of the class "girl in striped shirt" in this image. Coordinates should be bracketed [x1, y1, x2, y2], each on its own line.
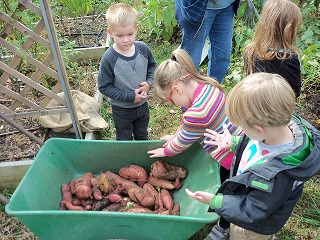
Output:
[147, 49, 242, 171]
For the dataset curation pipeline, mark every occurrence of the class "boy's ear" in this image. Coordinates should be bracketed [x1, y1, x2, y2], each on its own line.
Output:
[107, 28, 112, 36]
[253, 125, 264, 134]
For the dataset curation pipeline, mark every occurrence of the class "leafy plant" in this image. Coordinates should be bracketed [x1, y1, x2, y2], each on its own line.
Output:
[138, 0, 178, 42]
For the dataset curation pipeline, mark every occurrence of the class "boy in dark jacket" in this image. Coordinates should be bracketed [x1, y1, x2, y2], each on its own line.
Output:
[186, 72, 320, 240]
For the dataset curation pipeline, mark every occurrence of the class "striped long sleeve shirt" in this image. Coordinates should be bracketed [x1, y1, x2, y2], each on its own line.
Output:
[164, 83, 243, 169]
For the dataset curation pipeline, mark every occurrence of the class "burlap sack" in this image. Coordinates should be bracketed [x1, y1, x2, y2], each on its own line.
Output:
[40, 90, 108, 133]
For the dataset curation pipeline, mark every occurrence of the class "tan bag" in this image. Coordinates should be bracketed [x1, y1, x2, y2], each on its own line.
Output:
[40, 90, 108, 133]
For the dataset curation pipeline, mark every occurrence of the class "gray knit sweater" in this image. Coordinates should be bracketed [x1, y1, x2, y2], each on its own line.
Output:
[98, 41, 156, 108]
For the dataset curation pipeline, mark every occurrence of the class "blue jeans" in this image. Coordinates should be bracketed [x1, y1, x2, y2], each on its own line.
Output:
[111, 102, 149, 140]
[180, 4, 235, 83]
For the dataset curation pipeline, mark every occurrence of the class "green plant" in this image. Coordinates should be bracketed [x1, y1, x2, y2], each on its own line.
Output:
[138, 0, 178, 42]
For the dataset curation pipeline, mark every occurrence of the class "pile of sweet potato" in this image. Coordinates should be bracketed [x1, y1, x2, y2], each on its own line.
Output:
[60, 160, 187, 215]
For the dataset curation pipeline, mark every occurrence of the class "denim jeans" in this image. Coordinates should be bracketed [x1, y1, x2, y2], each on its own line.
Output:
[111, 102, 149, 140]
[180, 4, 235, 83]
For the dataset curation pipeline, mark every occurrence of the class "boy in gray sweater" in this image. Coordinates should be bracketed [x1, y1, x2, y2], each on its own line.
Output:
[98, 3, 156, 140]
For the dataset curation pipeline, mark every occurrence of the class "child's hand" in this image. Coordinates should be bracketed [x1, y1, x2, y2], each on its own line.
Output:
[147, 148, 166, 158]
[160, 135, 175, 147]
[138, 81, 150, 96]
[134, 89, 147, 103]
[204, 124, 232, 155]
[185, 188, 213, 205]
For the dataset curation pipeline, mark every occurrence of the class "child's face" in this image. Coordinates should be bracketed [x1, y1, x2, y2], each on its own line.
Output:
[108, 23, 137, 52]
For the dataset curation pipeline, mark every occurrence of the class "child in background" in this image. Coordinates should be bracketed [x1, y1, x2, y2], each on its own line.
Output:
[186, 72, 320, 240]
[244, 0, 302, 98]
[98, 3, 156, 140]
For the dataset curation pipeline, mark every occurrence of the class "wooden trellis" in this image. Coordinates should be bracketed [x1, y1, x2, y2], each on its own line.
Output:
[0, 0, 82, 143]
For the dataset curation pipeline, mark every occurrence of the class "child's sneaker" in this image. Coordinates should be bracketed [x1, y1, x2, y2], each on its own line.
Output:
[204, 224, 230, 240]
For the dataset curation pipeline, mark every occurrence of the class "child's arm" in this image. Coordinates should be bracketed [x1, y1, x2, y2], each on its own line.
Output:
[185, 188, 213, 205]
[147, 126, 182, 158]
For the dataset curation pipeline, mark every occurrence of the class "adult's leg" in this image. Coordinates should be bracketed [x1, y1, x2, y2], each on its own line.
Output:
[180, 9, 216, 70]
[208, 4, 235, 83]
[133, 102, 149, 140]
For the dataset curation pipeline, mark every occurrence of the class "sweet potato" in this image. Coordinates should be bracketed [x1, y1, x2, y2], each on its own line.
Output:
[119, 164, 148, 186]
[75, 172, 94, 199]
[91, 177, 99, 187]
[159, 209, 171, 215]
[82, 198, 96, 208]
[61, 183, 73, 203]
[63, 201, 85, 211]
[120, 197, 133, 207]
[125, 207, 153, 214]
[92, 186, 103, 200]
[108, 193, 122, 203]
[161, 189, 174, 210]
[102, 202, 123, 212]
[172, 204, 180, 216]
[60, 201, 67, 210]
[69, 180, 76, 194]
[148, 176, 175, 190]
[128, 186, 155, 208]
[143, 183, 159, 210]
[93, 197, 112, 211]
[72, 197, 82, 206]
[106, 171, 139, 194]
[150, 160, 187, 180]
[173, 177, 182, 189]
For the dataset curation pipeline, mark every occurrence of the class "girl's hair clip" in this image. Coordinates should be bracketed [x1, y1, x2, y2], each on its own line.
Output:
[171, 55, 177, 61]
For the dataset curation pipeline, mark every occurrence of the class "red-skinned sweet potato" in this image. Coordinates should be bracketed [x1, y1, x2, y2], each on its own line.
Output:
[108, 193, 122, 203]
[106, 171, 139, 194]
[148, 176, 174, 190]
[75, 172, 94, 199]
[173, 177, 182, 189]
[150, 160, 187, 180]
[61, 183, 73, 203]
[69, 180, 76, 194]
[125, 207, 153, 214]
[63, 201, 85, 211]
[143, 183, 159, 210]
[161, 189, 174, 210]
[119, 164, 148, 187]
[172, 204, 180, 216]
[92, 186, 103, 200]
[128, 186, 155, 208]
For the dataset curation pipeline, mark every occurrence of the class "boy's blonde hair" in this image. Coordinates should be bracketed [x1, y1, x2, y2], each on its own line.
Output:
[154, 49, 223, 103]
[244, 0, 302, 74]
[106, 3, 138, 31]
[226, 72, 295, 128]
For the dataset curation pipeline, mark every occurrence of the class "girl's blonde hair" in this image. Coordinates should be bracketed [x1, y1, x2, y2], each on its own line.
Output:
[154, 49, 224, 102]
[226, 72, 295, 128]
[106, 3, 138, 31]
[244, 0, 302, 74]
